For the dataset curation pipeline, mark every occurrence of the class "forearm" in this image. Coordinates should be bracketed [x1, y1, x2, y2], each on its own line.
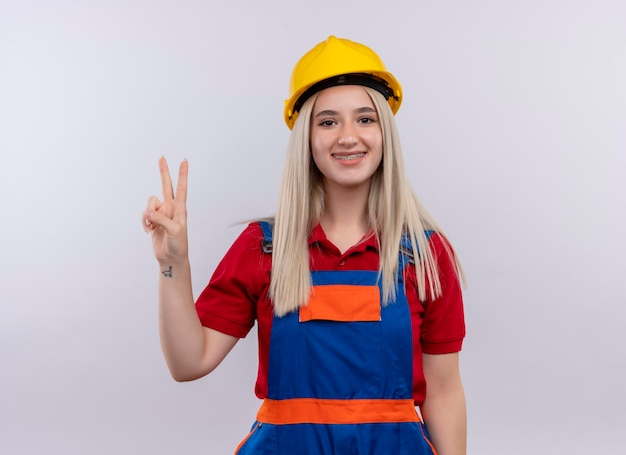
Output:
[420, 384, 466, 455]
[144, 158, 230, 381]
[157, 258, 206, 381]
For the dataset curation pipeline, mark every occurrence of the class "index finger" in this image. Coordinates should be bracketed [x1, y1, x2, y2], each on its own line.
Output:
[175, 159, 188, 204]
[159, 156, 174, 200]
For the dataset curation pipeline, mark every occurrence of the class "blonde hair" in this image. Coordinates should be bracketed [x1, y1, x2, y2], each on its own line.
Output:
[269, 87, 462, 316]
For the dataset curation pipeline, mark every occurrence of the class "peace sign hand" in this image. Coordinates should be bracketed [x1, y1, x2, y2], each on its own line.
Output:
[143, 157, 190, 266]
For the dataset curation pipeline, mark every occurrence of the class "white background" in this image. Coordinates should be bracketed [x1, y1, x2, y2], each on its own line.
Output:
[1, 1, 625, 453]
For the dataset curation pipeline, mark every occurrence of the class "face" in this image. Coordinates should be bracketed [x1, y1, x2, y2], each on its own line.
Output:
[310, 85, 383, 192]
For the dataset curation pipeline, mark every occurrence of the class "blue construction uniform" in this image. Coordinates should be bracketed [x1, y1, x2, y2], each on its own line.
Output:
[235, 222, 438, 454]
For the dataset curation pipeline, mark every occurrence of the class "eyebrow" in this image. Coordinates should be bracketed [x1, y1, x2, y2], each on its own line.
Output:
[314, 107, 377, 118]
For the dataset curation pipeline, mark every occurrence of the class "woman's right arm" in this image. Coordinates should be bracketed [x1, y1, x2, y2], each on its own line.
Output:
[143, 157, 238, 382]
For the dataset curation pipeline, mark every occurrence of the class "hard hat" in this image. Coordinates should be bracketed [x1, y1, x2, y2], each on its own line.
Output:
[284, 36, 402, 129]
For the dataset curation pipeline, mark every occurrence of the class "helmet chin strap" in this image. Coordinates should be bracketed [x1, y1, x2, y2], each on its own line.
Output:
[291, 73, 397, 117]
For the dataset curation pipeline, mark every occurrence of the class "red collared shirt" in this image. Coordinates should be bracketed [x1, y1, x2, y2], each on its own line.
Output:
[195, 222, 465, 405]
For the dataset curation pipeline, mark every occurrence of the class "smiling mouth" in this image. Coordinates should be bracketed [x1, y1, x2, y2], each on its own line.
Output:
[332, 152, 366, 161]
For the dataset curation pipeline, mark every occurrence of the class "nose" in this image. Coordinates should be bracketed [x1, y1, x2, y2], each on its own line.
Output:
[338, 136, 357, 147]
[337, 125, 358, 148]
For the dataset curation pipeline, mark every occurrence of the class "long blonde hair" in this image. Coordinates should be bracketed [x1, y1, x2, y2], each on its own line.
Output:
[269, 87, 462, 316]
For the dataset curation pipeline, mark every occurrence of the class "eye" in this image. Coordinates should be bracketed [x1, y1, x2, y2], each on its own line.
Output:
[318, 119, 337, 127]
[358, 116, 377, 124]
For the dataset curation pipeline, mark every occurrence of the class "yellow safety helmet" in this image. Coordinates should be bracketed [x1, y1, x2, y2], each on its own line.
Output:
[284, 36, 402, 129]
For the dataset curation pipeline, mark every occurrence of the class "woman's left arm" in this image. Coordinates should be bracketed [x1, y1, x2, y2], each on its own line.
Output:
[420, 352, 467, 455]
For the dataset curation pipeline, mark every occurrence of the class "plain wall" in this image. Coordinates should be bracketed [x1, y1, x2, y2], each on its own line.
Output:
[1, 0, 625, 453]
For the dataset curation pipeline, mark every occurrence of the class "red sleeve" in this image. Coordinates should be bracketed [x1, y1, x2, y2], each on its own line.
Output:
[195, 223, 271, 338]
[420, 232, 466, 354]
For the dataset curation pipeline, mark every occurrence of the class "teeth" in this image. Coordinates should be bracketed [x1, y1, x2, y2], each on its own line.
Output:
[333, 153, 365, 161]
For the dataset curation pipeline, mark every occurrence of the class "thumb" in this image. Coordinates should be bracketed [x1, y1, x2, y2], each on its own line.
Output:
[144, 210, 184, 236]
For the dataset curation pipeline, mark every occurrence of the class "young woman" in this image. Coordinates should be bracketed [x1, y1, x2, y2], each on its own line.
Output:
[143, 36, 466, 455]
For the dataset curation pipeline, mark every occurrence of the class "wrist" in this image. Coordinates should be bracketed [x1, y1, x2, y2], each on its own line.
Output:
[157, 258, 191, 278]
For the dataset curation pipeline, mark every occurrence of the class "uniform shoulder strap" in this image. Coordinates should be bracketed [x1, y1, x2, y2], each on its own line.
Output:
[258, 221, 273, 254]
[398, 229, 435, 268]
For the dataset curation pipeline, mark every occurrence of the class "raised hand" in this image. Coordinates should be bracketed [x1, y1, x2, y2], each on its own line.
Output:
[143, 157, 189, 265]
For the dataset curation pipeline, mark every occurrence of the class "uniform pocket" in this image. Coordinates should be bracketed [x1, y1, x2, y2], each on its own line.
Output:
[234, 421, 260, 454]
[234, 422, 277, 455]
[398, 421, 439, 454]
[418, 422, 439, 455]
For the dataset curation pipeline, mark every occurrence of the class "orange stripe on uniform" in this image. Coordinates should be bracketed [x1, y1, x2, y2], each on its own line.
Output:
[300, 285, 380, 322]
[256, 398, 420, 425]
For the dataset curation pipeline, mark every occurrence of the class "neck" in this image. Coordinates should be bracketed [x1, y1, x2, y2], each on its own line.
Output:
[319, 181, 371, 253]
